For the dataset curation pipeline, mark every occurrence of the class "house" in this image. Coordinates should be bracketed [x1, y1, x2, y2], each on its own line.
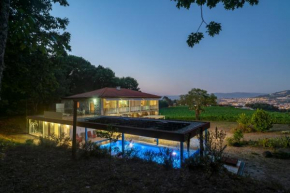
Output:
[59, 87, 161, 118]
[26, 87, 210, 168]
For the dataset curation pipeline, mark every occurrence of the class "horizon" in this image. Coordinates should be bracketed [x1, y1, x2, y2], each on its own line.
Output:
[52, 0, 290, 95]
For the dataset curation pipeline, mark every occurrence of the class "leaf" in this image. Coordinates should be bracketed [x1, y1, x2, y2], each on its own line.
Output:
[206, 22, 222, 37]
[186, 32, 204, 48]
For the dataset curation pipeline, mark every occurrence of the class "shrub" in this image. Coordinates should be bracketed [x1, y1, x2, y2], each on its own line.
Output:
[195, 128, 227, 176]
[123, 147, 140, 160]
[227, 128, 244, 147]
[143, 150, 159, 162]
[25, 139, 34, 146]
[81, 141, 108, 158]
[158, 148, 176, 170]
[38, 133, 70, 149]
[251, 109, 273, 132]
[256, 136, 290, 149]
[236, 113, 253, 132]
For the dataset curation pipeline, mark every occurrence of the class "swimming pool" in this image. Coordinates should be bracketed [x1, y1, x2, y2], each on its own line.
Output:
[99, 140, 199, 168]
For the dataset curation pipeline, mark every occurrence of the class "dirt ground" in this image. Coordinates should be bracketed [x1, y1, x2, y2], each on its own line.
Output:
[210, 122, 290, 188]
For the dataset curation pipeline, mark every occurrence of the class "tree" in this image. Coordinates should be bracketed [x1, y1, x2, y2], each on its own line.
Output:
[96, 125, 121, 161]
[114, 77, 139, 91]
[179, 88, 217, 120]
[0, 0, 70, 100]
[251, 109, 273, 132]
[0, 0, 11, 100]
[172, 0, 259, 47]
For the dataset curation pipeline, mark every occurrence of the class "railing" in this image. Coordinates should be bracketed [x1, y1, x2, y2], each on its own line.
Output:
[104, 108, 117, 115]
[104, 105, 158, 115]
[119, 107, 129, 113]
[130, 106, 140, 112]
[141, 106, 150, 111]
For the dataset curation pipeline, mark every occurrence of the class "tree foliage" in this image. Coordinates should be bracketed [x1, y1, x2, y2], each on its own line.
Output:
[172, 0, 259, 47]
[179, 88, 217, 120]
[251, 109, 273, 132]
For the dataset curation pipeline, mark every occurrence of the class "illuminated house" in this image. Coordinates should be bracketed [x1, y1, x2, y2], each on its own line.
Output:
[60, 87, 161, 118]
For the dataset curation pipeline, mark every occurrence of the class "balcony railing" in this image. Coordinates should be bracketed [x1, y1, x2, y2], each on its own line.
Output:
[130, 106, 140, 112]
[104, 108, 117, 114]
[104, 105, 158, 115]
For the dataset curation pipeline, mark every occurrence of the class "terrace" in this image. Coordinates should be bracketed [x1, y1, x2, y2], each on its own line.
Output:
[27, 115, 210, 167]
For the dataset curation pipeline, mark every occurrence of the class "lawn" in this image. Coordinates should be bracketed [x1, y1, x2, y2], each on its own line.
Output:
[160, 106, 290, 124]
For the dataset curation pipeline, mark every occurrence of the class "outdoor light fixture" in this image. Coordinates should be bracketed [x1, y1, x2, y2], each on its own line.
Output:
[93, 99, 97, 104]
[129, 142, 133, 148]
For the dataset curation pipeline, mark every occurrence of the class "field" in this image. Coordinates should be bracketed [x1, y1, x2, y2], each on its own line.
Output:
[160, 106, 290, 124]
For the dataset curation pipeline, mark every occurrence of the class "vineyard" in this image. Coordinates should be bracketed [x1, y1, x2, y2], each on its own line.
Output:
[160, 106, 290, 124]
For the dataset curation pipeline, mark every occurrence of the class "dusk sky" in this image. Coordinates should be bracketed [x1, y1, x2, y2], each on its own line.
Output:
[52, 0, 290, 96]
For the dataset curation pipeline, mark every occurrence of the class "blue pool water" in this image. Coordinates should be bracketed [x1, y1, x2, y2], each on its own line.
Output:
[99, 140, 199, 168]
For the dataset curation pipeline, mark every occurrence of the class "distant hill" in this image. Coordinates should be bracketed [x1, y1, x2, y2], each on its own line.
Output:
[165, 95, 180, 100]
[162, 92, 267, 100]
[256, 90, 290, 98]
[214, 92, 266, 99]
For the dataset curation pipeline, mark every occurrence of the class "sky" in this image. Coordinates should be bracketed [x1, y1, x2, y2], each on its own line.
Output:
[52, 0, 290, 96]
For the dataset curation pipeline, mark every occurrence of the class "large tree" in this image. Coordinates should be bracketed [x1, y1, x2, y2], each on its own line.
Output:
[173, 0, 259, 47]
[179, 88, 217, 120]
[0, 0, 10, 100]
[0, 0, 70, 100]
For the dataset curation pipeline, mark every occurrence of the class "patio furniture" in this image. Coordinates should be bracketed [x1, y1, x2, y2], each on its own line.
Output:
[76, 134, 83, 142]
[87, 131, 96, 138]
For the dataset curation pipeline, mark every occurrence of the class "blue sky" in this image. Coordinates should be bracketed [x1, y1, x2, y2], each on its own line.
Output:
[52, 0, 290, 95]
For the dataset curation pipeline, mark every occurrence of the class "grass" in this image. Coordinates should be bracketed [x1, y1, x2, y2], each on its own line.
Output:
[0, 137, 287, 192]
[160, 106, 290, 124]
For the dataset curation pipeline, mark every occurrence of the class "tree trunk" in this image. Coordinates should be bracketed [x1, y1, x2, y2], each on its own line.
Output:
[195, 109, 200, 120]
[0, 0, 10, 100]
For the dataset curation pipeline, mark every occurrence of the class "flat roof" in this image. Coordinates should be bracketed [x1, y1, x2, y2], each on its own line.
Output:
[63, 87, 161, 100]
[27, 116, 210, 142]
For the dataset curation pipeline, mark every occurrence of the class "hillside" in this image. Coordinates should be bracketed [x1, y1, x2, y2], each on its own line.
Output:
[257, 90, 290, 99]
[214, 92, 266, 99]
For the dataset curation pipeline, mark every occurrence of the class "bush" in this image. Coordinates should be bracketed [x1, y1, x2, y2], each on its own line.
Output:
[251, 109, 273, 132]
[25, 139, 34, 146]
[236, 113, 254, 132]
[227, 128, 244, 147]
[186, 128, 227, 176]
[38, 133, 71, 149]
[81, 141, 108, 158]
[256, 136, 290, 149]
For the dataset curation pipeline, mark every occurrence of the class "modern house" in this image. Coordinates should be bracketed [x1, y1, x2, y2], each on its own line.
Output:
[59, 87, 161, 118]
[27, 87, 210, 167]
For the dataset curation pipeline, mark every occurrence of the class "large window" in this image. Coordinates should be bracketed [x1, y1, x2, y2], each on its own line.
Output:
[104, 99, 117, 109]
[119, 100, 129, 108]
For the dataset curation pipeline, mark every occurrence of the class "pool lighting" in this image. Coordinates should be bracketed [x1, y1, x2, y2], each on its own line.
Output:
[129, 142, 133, 148]
[172, 151, 177, 156]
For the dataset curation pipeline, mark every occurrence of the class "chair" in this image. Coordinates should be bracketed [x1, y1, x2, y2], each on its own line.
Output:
[87, 131, 96, 138]
[76, 134, 83, 143]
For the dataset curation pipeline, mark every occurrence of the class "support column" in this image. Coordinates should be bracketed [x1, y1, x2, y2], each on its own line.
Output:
[85, 128, 88, 143]
[116, 100, 119, 115]
[156, 138, 159, 146]
[199, 128, 204, 158]
[187, 136, 190, 156]
[72, 100, 78, 159]
[204, 128, 208, 151]
[180, 141, 184, 168]
[122, 132, 125, 154]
